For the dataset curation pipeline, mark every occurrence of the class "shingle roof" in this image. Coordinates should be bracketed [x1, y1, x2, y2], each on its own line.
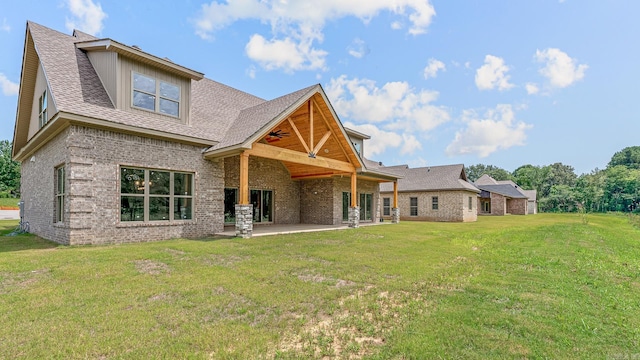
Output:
[380, 164, 479, 193]
[207, 84, 319, 152]
[476, 184, 528, 199]
[25, 22, 300, 146]
[474, 174, 536, 200]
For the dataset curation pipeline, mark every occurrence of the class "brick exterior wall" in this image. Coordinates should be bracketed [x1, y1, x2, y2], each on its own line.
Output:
[477, 194, 527, 216]
[381, 190, 478, 222]
[507, 198, 528, 215]
[21, 125, 224, 245]
[224, 156, 301, 224]
[300, 178, 334, 224]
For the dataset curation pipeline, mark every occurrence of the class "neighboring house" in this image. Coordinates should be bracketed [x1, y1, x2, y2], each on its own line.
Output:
[379, 164, 480, 222]
[11, 22, 399, 245]
[474, 174, 537, 215]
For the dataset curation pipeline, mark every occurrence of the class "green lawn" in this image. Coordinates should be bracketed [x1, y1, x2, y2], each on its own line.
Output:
[1, 214, 638, 359]
[0, 197, 20, 208]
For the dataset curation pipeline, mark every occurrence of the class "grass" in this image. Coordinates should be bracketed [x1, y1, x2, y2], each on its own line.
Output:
[0, 197, 20, 209]
[0, 214, 639, 359]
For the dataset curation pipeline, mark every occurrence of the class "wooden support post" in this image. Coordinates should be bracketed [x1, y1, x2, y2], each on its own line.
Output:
[351, 172, 357, 207]
[393, 181, 398, 208]
[239, 152, 249, 205]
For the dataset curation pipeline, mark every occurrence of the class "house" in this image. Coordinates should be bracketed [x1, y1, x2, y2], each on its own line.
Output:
[11, 22, 400, 245]
[379, 164, 480, 222]
[474, 174, 537, 215]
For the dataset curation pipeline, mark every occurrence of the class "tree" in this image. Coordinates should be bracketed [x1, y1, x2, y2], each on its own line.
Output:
[0, 140, 20, 196]
[574, 169, 605, 212]
[608, 146, 640, 169]
[539, 162, 577, 198]
[603, 165, 640, 212]
[465, 164, 514, 183]
[513, 164, 543, 190]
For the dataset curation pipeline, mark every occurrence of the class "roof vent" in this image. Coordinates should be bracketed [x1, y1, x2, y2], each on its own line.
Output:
[132, 45, 141, 50]
[164, 57, 173, 63]
[378, 161, 383, 166]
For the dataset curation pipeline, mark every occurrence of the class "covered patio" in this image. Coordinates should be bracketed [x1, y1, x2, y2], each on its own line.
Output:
[204, 86, 400, 238]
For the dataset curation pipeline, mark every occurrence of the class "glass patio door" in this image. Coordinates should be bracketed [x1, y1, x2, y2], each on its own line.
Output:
[251, 189, 273, 223]
[359, 193, 372, 221]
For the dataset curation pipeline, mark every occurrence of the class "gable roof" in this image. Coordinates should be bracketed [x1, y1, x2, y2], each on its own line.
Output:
[476, 184, 528, 199]
[380, 164, 479, 193]
[13, 22, 388, 177]
[204, 84, 319, 154]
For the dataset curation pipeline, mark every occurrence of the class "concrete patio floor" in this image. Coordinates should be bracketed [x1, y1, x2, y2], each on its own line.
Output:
[217, 221, 391, 237]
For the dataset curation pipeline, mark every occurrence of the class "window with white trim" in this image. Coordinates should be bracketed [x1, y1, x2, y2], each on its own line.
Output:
[410, 197, 418, 216]
[432, 196, 439, 210]
[132, 72, 180, 117]
[120, 167, 193, 222]
[38, 90, 48, 128]
[383, 197, 391, 216]
[54, 165, 65, 223]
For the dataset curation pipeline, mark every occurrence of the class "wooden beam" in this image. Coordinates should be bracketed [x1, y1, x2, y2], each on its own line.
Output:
[308, 100, 314, 152]
[351, 172, 357, 207]
[239, 152, 249, 205]
[312, 99, 352, 164]
[312, 131, 332, 155]
[246, 142, 355, 173]
[287, 117, 311, 154]
[393, 181, 398, 208]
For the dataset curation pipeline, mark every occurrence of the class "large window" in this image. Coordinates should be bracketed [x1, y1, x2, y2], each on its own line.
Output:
[383, 197, 391, 216]
[469, 196, 473, 210]
[432, 196, 439, 210]
[120, 167, 193, 222]
[224, 188, 238, 223]
[38, 90, 48, 128]
[132, 72, 180, 117]
[410, 197, 418, 216]
[54, 165, 65, 223]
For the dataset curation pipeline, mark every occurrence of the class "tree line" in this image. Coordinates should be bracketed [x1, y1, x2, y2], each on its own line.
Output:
[465, 146, 640, 213]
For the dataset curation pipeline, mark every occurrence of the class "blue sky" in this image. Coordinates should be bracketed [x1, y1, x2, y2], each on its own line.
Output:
[1, 0, 638, 175]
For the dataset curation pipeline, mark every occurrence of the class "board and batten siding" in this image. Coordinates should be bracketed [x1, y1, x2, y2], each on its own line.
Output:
[118, 57, 191, 123]
[86, 51, 119, 107]
[27, 62, 57, 140]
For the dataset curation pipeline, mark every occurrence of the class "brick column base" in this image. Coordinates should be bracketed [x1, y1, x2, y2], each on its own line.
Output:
[235, 204, 253, 238]
[348, 206, 360, 228]
[392, 207, 400, 223]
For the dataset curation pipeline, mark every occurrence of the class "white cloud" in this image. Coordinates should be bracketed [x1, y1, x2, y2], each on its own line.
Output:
[347, 38, 368, 59]
[1, 18, 10, 32]
[326, 75, 449, 132]
[245, 65, 257, 79]
[423, 58, 445, 79]
[245, 34, 328, 72]
[193, 0, 436, 72]
[0, 73, 19, 96]
[475, 55, 514, 91]
[391, 21, 403, 30]
[535, 48, 587, 88]
[327, 76, 450, 158]
[525, 83, 539, 95]
[65, 0, 107, 36]
[446, 104, 532, 158]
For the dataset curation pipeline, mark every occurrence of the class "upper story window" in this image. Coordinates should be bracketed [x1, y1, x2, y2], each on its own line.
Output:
[38, 90, 48, 128]
[132, 72, 180, 117]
